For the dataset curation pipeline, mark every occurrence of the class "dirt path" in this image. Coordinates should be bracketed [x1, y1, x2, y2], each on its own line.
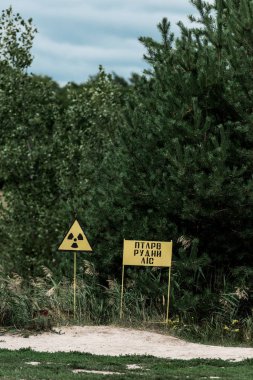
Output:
[0, 326, 253, 361]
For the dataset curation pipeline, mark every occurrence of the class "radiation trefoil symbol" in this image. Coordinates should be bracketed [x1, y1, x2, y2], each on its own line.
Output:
[58, 220, 92, 252]
[67, 232, 83, 249]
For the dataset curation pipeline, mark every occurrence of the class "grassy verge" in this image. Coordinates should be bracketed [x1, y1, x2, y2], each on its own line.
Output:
[0, 349, 253, 379]
[0, 266, 252, 347]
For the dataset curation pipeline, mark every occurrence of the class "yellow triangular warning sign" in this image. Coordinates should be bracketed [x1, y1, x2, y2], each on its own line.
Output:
[58, 220, 92, 252]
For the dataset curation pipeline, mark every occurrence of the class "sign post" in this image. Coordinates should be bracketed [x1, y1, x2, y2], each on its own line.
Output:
[120, 264, 125, 320]
[120, 239, 173, 322]
[73, 251, 77, 318]
[166, 266, 172, 323]
[58, 219, 92, 319]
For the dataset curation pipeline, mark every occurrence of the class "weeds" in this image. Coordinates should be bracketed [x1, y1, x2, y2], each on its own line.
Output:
[0, 263, 252, 346]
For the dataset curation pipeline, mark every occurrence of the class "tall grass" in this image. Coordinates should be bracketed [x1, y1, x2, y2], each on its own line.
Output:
[0, 263, 252, 346]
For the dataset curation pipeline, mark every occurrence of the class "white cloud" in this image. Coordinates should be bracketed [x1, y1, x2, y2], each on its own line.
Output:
[34, 35, 143, 62]
[31, 35, 147, 82]
[1, 0, 195, 16]
[0, 0, 197, 83]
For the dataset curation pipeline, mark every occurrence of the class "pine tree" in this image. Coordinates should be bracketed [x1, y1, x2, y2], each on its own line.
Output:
[98, 0, 253, 309]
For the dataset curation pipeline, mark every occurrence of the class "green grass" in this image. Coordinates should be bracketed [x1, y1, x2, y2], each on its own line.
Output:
[0, 349, 253, 379]
[1, 267, 252, 348]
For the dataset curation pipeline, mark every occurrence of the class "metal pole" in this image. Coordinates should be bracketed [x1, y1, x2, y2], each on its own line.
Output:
[73, 251, 77, 319]
[120, 265, 125, 319]
[166, 266, 172, 323]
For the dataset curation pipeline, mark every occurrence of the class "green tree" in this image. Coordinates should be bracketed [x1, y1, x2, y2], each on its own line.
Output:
[1, 1, 253, 322]
[81, 0, 253, 315]
[53, 67, 126, 276]
[0, 8, 62, 273]
[119, 0, 253, 314]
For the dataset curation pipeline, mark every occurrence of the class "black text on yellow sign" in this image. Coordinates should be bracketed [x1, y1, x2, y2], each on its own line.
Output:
[123, 240, 172, 267]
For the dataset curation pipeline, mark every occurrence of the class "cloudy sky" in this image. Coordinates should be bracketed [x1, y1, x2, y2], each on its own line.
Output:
[1, 0, 196, 85]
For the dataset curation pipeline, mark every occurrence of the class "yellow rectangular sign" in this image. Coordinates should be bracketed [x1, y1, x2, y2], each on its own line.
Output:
[123, 240, 172, 267]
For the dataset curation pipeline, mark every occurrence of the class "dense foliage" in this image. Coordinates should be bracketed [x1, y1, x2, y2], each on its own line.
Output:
[0, 1, 252, 332]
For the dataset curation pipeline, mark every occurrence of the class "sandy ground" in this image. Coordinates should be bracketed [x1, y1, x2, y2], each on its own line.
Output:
[0, 326, 253, 361]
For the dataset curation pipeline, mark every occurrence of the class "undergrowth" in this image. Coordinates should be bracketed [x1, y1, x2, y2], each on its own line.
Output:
[0, 262, 252, 347]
